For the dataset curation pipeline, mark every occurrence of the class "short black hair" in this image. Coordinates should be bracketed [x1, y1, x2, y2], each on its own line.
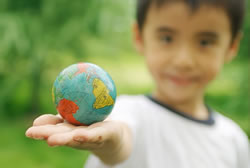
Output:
[136, 0, 246, 40]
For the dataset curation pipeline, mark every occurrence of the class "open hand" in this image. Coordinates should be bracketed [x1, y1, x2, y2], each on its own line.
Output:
[25, 114, 122, 151]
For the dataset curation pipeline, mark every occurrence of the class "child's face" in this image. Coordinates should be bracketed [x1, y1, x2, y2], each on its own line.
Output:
[134, 2, 241, 103]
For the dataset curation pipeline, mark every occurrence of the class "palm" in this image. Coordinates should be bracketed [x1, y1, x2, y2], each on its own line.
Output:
[25, 114, 117, 150]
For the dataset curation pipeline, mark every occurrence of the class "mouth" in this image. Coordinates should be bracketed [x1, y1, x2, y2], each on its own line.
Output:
[163, 73, 198, 86]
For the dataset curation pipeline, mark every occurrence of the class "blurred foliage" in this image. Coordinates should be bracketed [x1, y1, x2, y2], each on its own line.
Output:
[0, 0, 249, 167]
[0, 0, 135, 117]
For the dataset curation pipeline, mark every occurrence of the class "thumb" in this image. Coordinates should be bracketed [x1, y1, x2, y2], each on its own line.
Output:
[33, 114, 63, 126]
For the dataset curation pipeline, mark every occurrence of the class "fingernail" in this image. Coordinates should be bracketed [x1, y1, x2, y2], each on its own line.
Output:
[25, 133, 31, 138]
[34, 137, 45, 140]
[25, 130, 31, 137]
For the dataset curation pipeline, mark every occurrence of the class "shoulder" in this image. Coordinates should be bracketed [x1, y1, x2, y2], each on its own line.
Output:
[215, 112, 248, 140]
[214, 112, 249, 157]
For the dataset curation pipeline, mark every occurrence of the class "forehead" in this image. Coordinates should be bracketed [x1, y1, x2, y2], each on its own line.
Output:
[144, 2, 231, 35]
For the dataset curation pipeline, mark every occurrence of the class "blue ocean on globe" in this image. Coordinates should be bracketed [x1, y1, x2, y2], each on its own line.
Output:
[52, 62, 117, 125]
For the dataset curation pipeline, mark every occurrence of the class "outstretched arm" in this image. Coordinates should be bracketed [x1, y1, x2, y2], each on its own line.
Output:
[25, 114, 133, 166]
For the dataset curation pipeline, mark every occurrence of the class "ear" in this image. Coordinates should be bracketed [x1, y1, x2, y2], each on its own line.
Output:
[224, 32, 242, 63]
[132, 22, 144, 55]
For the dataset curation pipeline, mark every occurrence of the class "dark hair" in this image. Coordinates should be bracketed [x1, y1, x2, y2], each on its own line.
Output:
[136, 0, 246, 39]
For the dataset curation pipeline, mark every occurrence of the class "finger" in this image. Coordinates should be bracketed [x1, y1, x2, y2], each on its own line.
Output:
[47, 131, 104, 150]
[33, 114, 63, 126]
[72, 128, 106, 150]
[73, 124, 110, 144]
[26, 123, 74, 139]
[72, 128, 90, 142]
[47, 131, 75, 147]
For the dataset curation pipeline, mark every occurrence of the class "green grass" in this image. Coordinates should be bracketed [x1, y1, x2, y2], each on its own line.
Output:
[0, 118, 89, 168]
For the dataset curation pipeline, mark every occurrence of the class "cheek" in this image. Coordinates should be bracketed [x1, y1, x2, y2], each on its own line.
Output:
[144, 53, 166, 82]
[198, 44, 229, 83]
[145, 54, 159, 76]
[144, 46, 166, 75]
[201, 57, 224, 83]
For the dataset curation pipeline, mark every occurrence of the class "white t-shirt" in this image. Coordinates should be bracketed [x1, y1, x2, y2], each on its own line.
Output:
[84, 95, 249, 168]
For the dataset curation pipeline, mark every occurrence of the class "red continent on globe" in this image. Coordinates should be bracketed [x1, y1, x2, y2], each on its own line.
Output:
[73, 63, 89, 77]
[56, 98, 86, 126]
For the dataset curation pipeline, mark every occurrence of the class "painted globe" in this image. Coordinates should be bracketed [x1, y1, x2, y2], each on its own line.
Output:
[52, 63, 117, 125]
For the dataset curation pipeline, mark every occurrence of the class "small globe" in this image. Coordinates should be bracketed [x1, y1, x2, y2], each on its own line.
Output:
[52, 62, 117, 125]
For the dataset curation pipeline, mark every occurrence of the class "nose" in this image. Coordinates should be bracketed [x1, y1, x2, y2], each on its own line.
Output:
[171, 46, 196, 71]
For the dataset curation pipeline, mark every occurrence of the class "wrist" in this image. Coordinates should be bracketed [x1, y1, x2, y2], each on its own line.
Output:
[92, 122, 132, 166]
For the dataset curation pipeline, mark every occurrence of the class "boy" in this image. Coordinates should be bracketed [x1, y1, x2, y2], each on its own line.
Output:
[26, 0, 249, 167]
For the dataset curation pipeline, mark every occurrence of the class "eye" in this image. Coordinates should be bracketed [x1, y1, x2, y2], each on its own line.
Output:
[161, 35, 173, 43]
[200, 39, 213, 47]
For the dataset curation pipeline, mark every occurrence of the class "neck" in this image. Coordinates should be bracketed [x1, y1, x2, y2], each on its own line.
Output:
[152, 91, 209, 120]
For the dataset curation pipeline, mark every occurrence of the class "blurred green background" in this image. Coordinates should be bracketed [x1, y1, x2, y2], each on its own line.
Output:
[0, 0, 249, 167]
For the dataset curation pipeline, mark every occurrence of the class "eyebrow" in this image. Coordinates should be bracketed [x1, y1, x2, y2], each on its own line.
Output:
[196, 32, 219, 38]
[156, 27, 219, 39]
[156, 26, 177, 33]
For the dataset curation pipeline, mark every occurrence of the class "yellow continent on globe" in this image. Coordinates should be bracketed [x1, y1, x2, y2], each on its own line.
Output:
[93, 78, 114, 109]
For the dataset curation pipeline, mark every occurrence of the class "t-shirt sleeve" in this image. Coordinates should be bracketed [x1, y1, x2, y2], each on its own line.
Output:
[235, 129, 249, 168]
[84, 95, 139, 168]
[109, 95, 138, 139]
[84, 155, 111, 168]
